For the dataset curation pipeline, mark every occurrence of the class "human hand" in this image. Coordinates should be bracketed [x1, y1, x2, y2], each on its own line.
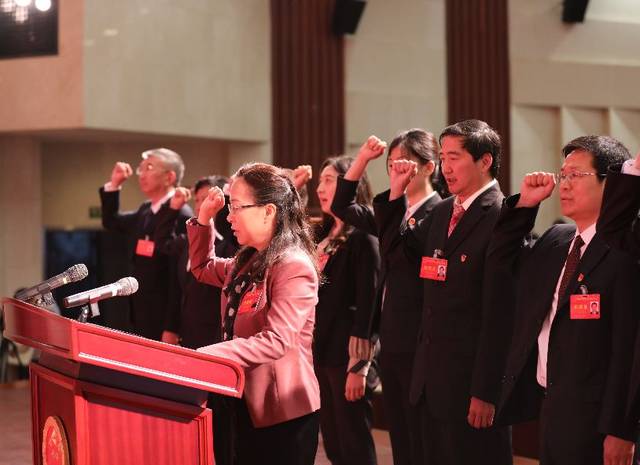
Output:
[161, 331, 180, 345]
[345, 372, 366, 401]
[467, 396, 495, 429]
[603, 435, 634, 465]
[357, 135, 387, 162]
[516, 172, 556, 208]
[110, 162, 133, 188]
[170, 187, 192, 210]
[292, 165, 313, 189]
[389, 159, 418, 200]
[198, 187, 225, 224]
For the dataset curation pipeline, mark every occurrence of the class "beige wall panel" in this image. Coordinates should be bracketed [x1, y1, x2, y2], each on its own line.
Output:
[41, 140, 228, 229]
[511, 106, 562, 233]
[510, 0, 640, 108]
[560, 107, 607, 143]
[0, 1, 84, 131]
[228, 141, 272, 174]
[609, 109, 640, 154]
[345, 0, 446, 195]
[0, 137, 43, 297]
[83, 0, 270, 142]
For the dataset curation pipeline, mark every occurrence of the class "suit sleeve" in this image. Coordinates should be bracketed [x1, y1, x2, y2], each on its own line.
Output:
[99, 187, 140, 234]
[350, 233, 381, 339]
[596, 166, 640, 259]
[196, 255, 319, 369]
[187, 219, 234, 288]
[331, 176, 378, 236]
[598, 256, 640, 441]
[373, 189, 428, 260]
[471, 195, 539, 404]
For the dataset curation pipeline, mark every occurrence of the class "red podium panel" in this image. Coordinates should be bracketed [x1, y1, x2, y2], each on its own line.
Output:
[2, 298, 244, 465]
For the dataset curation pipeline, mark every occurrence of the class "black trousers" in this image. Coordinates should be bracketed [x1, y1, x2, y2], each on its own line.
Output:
[539, 396, 604, 465]
[379, 350, 423, 465]
[418, 397, 512, 465]
[235, 398, 319, 465]
[316, 364, 377, 465]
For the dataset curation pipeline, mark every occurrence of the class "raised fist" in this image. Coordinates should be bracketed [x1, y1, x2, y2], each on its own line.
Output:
[292, 165, 313, 190]
[110, 162, 133, 188]
[170, 187, 192, 210]
[389, 159, 418, 200]
[516, 172, 556, 208]
[357, 135, 387, 162]
[198, 186, 225, 224]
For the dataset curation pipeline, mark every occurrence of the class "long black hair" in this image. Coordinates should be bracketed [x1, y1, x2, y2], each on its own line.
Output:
[232, 163, 318, 281]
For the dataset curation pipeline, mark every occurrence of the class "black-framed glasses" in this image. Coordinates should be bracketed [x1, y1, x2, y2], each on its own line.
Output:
[228, 203, 264, 214]
[557, 171, 605, 183]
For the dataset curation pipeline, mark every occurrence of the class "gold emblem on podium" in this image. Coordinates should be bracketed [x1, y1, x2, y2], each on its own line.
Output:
[42, 416, 70, 465]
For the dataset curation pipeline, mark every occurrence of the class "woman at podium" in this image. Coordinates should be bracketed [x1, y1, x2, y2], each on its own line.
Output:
[185, 162, 321, 465]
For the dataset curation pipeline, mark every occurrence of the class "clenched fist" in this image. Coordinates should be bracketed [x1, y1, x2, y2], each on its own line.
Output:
[357, 135, 387, 162]
[292, 165, 313, 190]
[516, 172, 556, 208]
[110, 162, 133, 188]
[197, 186, 225, 225]
[170, 187, 192, 210]
[389, 159, 418, 200]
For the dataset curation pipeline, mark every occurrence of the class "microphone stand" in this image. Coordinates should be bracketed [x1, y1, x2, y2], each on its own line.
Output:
[76, 293, 101, 323]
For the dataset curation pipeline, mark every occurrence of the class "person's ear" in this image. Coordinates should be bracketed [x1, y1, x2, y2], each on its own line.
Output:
[165, 170, 177, 187]
[480, 153, 493, 174]
[264, 203, 277, 224]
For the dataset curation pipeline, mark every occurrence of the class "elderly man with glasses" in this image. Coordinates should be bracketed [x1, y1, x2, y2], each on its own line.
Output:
[99, 148, 192, 341]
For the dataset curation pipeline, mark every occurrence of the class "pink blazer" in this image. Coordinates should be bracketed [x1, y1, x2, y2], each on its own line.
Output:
[186, 219, 320, 427]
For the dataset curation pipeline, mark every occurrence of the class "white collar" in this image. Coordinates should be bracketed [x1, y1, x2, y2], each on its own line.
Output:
[150, 189, 175, 214]
[456, 179, 497, 211]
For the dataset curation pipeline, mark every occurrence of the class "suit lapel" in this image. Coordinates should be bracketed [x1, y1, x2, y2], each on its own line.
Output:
[444, 185, 502, 256]
[534, 229, 574, 322]
[556, 234, 609, 311]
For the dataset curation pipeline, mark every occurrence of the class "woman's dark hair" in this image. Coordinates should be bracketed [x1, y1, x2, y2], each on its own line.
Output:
[317, 155, 372, 246]
[194, 175, 228, 193]
[388, 128, 439, 176]
[232, 163, 318, 280]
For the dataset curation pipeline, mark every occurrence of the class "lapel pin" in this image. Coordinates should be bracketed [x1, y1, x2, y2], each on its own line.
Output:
[408, 217, 416, 227]
[577, 273, 584, 282]
[460, 254, 467, 262]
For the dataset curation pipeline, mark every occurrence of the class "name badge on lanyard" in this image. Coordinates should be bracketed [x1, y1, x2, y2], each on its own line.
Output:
[136, 236, 155, 257]
[420, 249, 447, 281]
[570, 284, 601, 320]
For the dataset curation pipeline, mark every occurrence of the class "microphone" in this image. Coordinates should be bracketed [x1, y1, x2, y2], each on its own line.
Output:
[63, 277, 139, 308]
[15, 264, 89, 302]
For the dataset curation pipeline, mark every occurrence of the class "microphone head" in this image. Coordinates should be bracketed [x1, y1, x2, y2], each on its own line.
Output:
[67, 264, 89, 282]
[116, 277, 139, 296]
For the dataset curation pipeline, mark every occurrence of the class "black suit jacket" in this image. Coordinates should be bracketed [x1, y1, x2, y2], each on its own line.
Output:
[154, 204, 238, 349]
[597, 165, 640, 259]
[376, 183, 507, 420]
[99, 187, 192, 340]
[331, 176, 441, 353]
[493, 197, 639, 442]
[314, 228, 380, 367]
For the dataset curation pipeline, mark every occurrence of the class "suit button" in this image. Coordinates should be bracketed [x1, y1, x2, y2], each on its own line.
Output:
[548, 381, 554, 387]
[510, 375, 516, 381]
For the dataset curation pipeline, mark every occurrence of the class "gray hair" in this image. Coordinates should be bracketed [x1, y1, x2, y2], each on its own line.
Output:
[141, 147, 185, 186]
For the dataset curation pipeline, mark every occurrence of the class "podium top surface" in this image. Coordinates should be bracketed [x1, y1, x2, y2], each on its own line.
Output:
[2, 298, 244, 398]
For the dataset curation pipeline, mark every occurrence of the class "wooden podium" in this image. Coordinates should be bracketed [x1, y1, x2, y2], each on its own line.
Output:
[2, 297, 244, 465]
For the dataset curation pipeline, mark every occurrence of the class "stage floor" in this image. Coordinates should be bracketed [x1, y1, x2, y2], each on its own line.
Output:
[0, 381, 536, 465]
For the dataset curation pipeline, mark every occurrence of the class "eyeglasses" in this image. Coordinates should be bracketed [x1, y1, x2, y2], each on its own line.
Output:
[228, 203, 264, 214]
[557, 171, 604, 184]
[136, 163, 165, 176]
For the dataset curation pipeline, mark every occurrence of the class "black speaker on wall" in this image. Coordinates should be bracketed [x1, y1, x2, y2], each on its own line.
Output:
[332, 0, 367, 35]
[562, 0, 590, 23]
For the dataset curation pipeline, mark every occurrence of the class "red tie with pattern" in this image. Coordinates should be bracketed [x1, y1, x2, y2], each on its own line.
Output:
[447, 202, 465, 237]
[557, 235, 584, 301]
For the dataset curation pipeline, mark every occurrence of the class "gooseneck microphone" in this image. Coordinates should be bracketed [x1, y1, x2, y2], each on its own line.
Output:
[63, 277, 139, 309]
[15, 264, 89, 302]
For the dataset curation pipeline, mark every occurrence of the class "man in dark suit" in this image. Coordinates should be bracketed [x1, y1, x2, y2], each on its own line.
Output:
[331, 130, 442, 465]
[597, 151, 640, 258]
[100, 148, 192, 341]
[376, 119, 512, 465]
[492, 136, 638, 465]
[155, 176, 238, 349]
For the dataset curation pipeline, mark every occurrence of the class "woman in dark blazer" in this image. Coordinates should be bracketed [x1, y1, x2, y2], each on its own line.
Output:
[330, 130, 441, 465]
[314, 155, 381, 465]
